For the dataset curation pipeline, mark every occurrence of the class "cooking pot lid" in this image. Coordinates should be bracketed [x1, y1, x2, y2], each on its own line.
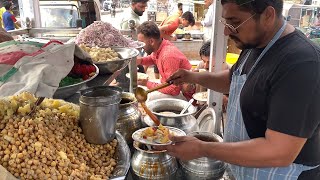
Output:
[196, 107, 216, 132]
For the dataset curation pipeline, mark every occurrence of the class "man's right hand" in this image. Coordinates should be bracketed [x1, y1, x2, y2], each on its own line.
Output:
[167, 69, 195, 85]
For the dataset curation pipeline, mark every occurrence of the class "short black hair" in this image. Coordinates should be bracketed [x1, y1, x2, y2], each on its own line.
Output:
[4, 1, 12, 10]
[137, 21, 161, 39]
[131, 0, 149, 4]
[178, 3, 183, 10]
[181, 11, 195, 26]
[221, 0, 283, 17]
[199, 41, 211, 57]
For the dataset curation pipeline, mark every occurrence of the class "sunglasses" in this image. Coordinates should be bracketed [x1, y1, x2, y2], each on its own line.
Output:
[219, 13, 256, 34]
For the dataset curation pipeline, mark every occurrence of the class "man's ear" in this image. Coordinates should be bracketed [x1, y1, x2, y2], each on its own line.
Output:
[149, 38, 155, 46]
[260, 6, 277, 28]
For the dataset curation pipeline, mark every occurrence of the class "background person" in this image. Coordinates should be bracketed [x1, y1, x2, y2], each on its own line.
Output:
[159, 0, 320, 179]
[195, 41, 229, 108]
[158, 11, 195, 41]
[136, 21, 193, 101]
[120, 0, 148, 30]
[201, 0, 214, 41]
[2, 1, 18, 31]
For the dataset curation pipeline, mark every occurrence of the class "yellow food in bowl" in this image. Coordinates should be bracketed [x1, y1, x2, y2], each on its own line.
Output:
[141, 124, 170, 144]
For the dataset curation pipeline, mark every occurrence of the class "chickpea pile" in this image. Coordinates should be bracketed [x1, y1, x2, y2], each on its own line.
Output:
[0, 92, 118, 180]
[79, 44, 120, 63]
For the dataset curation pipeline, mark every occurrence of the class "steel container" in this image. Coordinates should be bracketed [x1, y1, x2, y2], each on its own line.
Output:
[131, 141, 178, 180]
[95, 47, 139, 74]
[179, 132, 227, 180]
[144, 98, 199, 134]
[116, 92, 142, 145]
[175, 34, 184, 39]
[189, 30, 205, 39]
[79, 86, 122, 144]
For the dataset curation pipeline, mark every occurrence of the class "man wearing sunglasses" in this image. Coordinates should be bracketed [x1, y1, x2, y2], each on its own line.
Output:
[159, 0, 320, 179]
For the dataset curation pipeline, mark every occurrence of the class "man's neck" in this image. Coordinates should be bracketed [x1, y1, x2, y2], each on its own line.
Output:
[257, 18, 294, 48]
[153, 39, 163, 53]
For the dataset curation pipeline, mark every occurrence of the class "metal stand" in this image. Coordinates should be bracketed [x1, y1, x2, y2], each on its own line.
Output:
[126, 20, 138, 93]
[208, 0, 228, 136]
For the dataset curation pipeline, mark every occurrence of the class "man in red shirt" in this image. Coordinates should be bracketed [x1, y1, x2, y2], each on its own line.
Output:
[159, 11, 195, 41]
[136, 21, 193, 101]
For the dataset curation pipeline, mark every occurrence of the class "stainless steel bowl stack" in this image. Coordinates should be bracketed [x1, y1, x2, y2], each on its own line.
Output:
[179, 132, 227, 180]
[95, 47, 139, 74]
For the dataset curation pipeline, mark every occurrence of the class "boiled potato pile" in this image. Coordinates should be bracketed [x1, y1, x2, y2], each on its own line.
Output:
[79, 44, 119, 62]
[0, 92, 117, 180]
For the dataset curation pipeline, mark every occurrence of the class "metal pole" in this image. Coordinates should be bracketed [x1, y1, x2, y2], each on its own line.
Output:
[208, 0, 227, 136]
[128, 23, 138, 93]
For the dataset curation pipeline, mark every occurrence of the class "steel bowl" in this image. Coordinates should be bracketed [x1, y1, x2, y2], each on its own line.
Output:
[94, 47, 139, 75]
[53, 64, 99, 99]
[189, 30, 204, 39]
[176, 34, 184, 39]
[133, 41, 145, 54]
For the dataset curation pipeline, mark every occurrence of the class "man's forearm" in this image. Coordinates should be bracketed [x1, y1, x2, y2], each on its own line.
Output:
[201, 139, 294, 167]
[192, 70, 231, 94]
[199, 130, 306, 167]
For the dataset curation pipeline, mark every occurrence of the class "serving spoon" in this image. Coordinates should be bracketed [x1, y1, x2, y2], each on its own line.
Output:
[179, 99, 194, 115]
[135, 82, 173, 126]
[135, 82, 172, 102]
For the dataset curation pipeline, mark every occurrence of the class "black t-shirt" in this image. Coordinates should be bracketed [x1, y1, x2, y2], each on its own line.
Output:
[230, 30, 320, 179]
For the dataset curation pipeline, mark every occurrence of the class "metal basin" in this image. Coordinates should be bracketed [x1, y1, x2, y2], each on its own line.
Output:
[110, 131, 131, 180]
[53, 64, 99, 99]
[95, 47, 139, 75]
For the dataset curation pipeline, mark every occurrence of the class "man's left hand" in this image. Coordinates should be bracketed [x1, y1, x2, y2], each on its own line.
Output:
[137, 78, 148, 86]
[155, 135, 204, 161]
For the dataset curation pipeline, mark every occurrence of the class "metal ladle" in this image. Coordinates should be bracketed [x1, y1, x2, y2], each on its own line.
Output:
[135, 82, 171, 102]
[135, 82, 172, 126]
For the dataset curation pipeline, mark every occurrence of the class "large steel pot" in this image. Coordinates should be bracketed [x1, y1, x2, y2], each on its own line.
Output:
[144, 98, 199, 134]
[116, 92, 142, 145]
[131, 141, 178, 180]
[179, 132, 227, 180]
